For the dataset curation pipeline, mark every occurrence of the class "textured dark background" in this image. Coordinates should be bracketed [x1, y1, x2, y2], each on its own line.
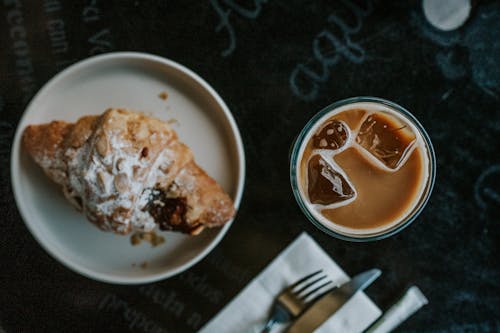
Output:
[1, 1, 499, 332]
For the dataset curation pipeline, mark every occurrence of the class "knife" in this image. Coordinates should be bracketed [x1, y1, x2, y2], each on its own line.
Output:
[286, 268, 381, 333]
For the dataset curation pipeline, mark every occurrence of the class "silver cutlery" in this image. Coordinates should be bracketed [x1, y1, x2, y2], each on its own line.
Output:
[286, 268, 381, 333]
[260, 270, 333, 333]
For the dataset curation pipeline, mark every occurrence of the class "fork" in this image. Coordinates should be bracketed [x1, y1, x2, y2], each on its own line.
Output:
[259, 270, 332, 333]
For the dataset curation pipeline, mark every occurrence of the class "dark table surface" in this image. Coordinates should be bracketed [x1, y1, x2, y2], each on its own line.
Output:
[1, 1, 499, 332]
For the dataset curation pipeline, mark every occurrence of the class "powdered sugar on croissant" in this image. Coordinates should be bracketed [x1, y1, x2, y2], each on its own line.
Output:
[22, 108, 235, 235]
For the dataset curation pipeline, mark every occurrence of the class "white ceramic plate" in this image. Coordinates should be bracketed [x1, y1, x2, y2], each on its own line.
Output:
[11, 52, 245, 284]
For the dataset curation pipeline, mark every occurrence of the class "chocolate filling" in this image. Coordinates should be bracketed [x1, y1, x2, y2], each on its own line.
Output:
[140, 147, 149, 159]
[73, 196, 83, 209]
[145, 189, 194, 233]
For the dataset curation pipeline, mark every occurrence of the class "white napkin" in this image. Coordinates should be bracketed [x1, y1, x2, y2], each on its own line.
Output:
[199, 232, 381, 333]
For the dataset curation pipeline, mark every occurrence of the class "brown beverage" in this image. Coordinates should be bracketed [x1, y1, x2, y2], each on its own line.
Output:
[294, 101, 432, 237]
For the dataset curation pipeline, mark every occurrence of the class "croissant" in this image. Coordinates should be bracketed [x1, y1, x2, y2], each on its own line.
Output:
[22, 108, 235, 235]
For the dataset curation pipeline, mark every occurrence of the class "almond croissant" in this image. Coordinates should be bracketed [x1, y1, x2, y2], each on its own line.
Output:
[22, 108, 235, 235]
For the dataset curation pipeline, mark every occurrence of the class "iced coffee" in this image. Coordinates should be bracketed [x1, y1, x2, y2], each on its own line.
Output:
[291, 98, 435, 239]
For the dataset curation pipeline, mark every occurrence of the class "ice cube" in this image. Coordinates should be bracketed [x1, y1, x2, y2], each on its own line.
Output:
[312, 120, 349, 150]
[355, 113, 416, 169]
[307, 155, 355, 205]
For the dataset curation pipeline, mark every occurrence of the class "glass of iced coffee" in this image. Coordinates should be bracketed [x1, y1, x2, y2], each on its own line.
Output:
[290, 97, 436, 241]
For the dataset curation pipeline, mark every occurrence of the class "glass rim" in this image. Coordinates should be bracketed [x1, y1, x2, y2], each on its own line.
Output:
[290, 96, 437, 242]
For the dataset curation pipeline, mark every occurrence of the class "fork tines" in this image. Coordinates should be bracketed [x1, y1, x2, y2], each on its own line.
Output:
[289, 270, 332, 301]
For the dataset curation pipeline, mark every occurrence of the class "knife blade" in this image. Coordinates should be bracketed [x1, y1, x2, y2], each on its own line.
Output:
[286, 268, 381, 333]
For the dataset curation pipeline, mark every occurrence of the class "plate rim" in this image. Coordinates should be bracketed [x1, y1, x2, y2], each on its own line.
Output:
[10, 51, 246, 284]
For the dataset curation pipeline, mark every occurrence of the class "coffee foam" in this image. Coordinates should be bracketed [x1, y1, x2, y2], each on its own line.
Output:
[296, 102, 430, 236]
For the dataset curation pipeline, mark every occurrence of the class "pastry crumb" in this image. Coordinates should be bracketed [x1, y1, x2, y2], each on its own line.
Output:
[130, 231, 165, 247]
[167, 118, 179, 126]
[158, 91, 168, 100]
[132, 261, 148, 269]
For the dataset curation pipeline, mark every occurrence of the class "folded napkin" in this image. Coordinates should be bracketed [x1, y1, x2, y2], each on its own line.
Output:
[199, 233, 382, 333]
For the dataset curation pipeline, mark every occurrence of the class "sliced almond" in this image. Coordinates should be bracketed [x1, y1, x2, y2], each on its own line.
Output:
[116, 158, 126, 171]
[133, 165, 146, 179]
[114, 173, 129, 194]
[97, 171, 107, 191]
[159, 160, 172, 174]
[96, 134, 109, 157]
[189, 225, 205, 235]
